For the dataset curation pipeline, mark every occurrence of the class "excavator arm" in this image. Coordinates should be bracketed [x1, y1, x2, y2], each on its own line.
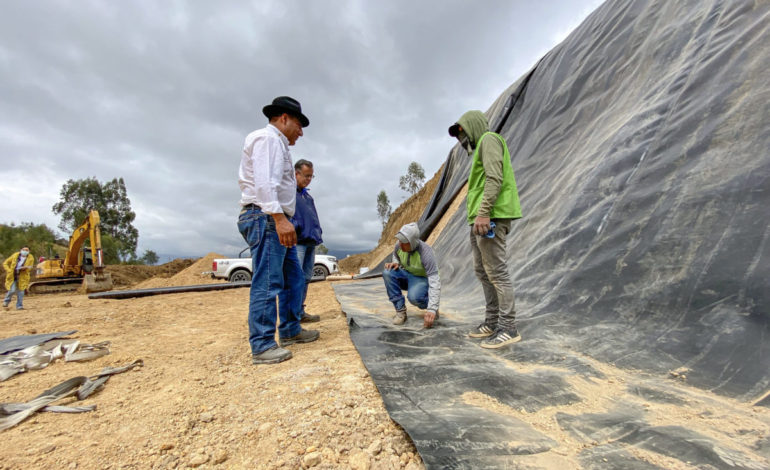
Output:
[63, 210, 103, 274]
[80, 210, 111, 292]
[89, 213, 105, 269]
[32, 210, 112, 293]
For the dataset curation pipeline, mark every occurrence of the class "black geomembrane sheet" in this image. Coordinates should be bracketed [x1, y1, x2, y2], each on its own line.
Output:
[335, 0, 770, 467]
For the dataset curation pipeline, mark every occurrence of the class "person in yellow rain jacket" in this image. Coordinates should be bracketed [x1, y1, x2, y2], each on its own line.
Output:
[4, 245, 34, 310]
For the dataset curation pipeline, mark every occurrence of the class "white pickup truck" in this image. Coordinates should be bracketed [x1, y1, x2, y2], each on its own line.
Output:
[210, 248, 339, 282]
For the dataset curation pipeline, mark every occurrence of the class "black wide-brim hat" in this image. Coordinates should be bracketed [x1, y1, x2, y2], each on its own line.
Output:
[262, 96, 310, 127]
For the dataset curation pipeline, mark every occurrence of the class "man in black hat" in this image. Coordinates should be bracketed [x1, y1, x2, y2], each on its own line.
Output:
[237, 96, 319, 365]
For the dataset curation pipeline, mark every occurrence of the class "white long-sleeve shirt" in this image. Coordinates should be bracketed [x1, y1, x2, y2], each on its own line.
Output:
[238, 124, 297, 216]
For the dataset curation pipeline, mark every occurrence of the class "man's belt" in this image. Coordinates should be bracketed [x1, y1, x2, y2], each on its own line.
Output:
[242, 204, 261, 210]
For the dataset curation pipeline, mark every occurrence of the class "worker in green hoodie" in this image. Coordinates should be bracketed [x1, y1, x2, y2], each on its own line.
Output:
[449, 110, 522, 348]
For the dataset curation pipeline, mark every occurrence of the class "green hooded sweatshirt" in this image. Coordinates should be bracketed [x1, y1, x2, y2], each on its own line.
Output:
[455, 110, 521, 224]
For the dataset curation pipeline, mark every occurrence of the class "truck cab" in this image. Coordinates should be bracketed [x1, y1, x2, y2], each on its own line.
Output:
[210, 248, 339, 282]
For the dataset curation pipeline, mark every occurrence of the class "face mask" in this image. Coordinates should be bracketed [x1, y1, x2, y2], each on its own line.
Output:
[460, 136, 473, 154]
[20, 250, 29, 256]
[458, 130, 473, 155]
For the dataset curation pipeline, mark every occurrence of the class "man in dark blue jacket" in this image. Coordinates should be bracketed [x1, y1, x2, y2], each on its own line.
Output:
[292, 159, 323, 322]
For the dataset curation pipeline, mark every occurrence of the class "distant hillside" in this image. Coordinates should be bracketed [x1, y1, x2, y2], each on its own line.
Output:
[338, 164, 443, 274]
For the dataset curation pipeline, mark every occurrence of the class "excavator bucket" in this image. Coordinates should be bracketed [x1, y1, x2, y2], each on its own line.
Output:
[83, 272, 113, 293]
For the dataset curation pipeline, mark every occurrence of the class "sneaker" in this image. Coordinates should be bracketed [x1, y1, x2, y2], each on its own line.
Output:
[16, 307, 24, 311]
[279, 329, 320, 347]
[392, 308, 407, 325]
[252, 346, 292, 364]
[480, 328, 521, 349]
[300, 313, 320, 323]
[468, 322, 496, 338]
[2, 302, 8, 308]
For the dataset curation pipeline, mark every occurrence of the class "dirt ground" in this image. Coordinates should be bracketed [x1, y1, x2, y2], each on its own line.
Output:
[0, 175, 448, 470]
[3, 254, 769, 469]
[0, 270, 424, 469]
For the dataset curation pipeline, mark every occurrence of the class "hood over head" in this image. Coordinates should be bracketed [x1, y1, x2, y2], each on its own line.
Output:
[395, 222, 421, 250]
[449, 110, 489, 150]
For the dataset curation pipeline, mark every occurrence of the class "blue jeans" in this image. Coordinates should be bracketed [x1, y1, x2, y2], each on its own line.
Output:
[382, 268, 428, 311]
[237, 207, 303, 355]
[295, 244, 316, 318]
[4, 280, 24, 309]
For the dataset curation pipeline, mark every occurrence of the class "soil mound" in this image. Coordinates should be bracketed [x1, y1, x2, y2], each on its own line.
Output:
[134, 253, 225, 289]
[106, 258, 196, 288]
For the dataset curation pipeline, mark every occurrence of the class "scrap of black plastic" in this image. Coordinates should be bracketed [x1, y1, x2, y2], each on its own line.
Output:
[337, 0, 770, 467]
[0, 331, 77, 356]
[87, 281, 250, 300]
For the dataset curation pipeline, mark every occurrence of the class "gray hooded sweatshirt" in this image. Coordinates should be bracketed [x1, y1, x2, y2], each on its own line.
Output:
[391, 222, 441, 313]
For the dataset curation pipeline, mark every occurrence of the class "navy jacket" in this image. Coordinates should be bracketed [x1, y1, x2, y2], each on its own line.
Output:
[293, 188, 323, 245]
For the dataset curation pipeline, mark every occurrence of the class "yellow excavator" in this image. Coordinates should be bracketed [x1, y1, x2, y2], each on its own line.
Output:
[30, 210, 113, 294]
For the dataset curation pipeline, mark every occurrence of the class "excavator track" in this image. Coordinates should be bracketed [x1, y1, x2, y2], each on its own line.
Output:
[28, 278, 84, 295]
[28, 273, 113, 295]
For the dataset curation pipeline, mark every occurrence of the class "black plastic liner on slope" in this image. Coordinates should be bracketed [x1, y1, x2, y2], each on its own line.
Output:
[339, 0, 770, 467]
[87, 281, 250, 300]
[361, 0, 770, 399]
[473, 0, 770, 400]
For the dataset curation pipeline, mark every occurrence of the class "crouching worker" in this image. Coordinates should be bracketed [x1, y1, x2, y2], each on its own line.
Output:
[383, 223, 440, 328]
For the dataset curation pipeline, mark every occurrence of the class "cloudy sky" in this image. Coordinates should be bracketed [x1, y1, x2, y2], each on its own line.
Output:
[0, 0, 601, 261]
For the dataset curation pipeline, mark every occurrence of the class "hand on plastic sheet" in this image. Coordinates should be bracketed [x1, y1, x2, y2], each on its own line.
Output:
[423, 310, 437, 329]
[384, 263, 400, 270]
